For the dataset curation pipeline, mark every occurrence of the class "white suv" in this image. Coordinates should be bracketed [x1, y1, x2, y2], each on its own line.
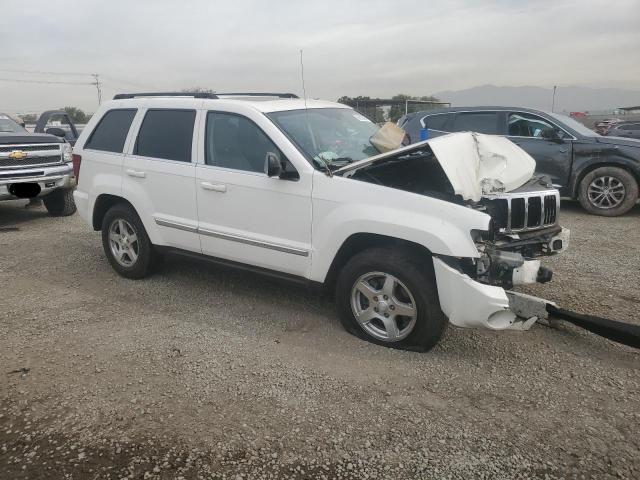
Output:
[73, 92, 569, 351]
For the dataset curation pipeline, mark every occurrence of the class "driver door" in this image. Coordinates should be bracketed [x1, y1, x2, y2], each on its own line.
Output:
[506, 112, 573, 186]
[195, 111, 312, 277]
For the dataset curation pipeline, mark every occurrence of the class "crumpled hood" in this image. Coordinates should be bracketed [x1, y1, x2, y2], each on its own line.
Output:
[337, 132, 536, 202]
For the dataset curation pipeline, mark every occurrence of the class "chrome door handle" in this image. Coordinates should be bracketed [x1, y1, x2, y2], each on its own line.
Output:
[200, 181, 226, 193]
[126, 169, 146, 178]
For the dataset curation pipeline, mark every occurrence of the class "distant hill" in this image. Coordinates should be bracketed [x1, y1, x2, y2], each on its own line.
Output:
[433, 85, 640, 113]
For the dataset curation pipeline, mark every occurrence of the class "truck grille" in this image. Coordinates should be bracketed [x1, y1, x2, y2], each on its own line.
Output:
[0, 144, 63, 169]
[483, 191, 559, 233]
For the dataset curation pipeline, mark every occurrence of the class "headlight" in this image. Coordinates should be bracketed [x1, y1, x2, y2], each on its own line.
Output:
[62, 143, 72, 162]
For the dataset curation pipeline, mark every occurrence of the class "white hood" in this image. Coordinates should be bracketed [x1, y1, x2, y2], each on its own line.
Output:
[337, 132, 536, 202]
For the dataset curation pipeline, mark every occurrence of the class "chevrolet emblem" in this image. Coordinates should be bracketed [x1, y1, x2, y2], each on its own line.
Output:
[8, 150, 28, 161]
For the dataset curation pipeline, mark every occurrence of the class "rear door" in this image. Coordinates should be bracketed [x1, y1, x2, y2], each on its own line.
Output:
[505, 111, 573, 186]
[122, 108, 200, 252]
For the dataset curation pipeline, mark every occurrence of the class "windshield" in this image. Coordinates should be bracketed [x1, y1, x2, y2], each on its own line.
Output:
[549, 112, 599, 137]
[268, 108, 380, 169]
[0, 114, 27, 133]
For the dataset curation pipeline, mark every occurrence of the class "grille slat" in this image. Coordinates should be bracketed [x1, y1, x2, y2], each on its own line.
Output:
[484, 191, 559, 233]
[0, 155, 62, 169]
[0, 144, 61, 153]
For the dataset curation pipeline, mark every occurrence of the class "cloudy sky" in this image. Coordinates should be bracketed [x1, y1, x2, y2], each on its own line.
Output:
[1, 0, 639, 113]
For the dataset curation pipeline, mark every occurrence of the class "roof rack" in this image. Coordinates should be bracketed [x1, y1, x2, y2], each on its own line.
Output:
[113, 92, 299, 100]
[214, 92, 299, 99]
[113, 92, 218, 100]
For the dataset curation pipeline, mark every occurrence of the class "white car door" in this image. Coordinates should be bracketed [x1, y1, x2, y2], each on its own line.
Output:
[195, 110, 312, 277]
[121, 108, 200, 252]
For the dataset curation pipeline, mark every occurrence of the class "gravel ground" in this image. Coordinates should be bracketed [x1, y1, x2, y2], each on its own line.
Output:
[0, 199, 639, 479]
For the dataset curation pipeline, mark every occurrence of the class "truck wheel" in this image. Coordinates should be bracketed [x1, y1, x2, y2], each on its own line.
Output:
[578, 166, 638, 216]
[43, 188, 76, 217]
[101, 204, 156, 279]
[335, 247, 447, 352]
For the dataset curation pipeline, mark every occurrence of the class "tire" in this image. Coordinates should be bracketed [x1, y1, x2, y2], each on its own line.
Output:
[43, 188, 76, 217]
[335, 247, 447, 352]
[101, 204, 156, 279]
[578, 166, 638, 216]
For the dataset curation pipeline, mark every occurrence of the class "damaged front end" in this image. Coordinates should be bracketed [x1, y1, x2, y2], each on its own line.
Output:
[337, 129, 570, 330]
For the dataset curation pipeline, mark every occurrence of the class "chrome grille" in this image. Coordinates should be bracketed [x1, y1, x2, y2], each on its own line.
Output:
[484, 190, 560, 233]
[0, 143, 63, 169]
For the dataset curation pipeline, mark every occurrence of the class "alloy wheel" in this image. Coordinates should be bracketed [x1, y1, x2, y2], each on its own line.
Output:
[350, 271, 418, 342]
[587, 176, 626, 209]
[108, 218, 140, 267]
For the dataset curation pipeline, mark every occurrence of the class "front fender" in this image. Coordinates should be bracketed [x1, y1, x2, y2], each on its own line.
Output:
[570, 144, 640, 196]
[309, 173, 490, 283]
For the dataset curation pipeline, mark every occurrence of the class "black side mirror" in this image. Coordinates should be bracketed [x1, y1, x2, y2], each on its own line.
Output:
[46, 127, 67, 138]
[265, 152, 282, 177]
[541, 128, 564, 143]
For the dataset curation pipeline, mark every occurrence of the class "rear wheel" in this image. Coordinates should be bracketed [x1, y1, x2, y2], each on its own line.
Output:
[101, 204, 156, 279]
[43, 188, 76, 217]
[578, 166, 638, 216]
[335, 247, 447, 352]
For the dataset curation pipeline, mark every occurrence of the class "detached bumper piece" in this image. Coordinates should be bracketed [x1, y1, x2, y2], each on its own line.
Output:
[433, 258, 554, 331]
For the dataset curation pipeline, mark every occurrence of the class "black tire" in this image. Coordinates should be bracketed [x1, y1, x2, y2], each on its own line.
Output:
[101, 204, 156, 279]
[578, 166, 638, 216]
[43, 188, 76, 217]
[335, 247, 447, 352]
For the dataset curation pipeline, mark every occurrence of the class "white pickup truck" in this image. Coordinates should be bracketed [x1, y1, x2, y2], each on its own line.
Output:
[73, 92, 569, 351]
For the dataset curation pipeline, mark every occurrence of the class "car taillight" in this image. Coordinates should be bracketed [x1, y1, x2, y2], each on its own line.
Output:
[72, 154, 82, 181]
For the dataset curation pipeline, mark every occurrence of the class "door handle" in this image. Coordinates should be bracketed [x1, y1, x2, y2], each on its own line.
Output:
[126, 169, 146, 178]
[200, 181, 226, 193]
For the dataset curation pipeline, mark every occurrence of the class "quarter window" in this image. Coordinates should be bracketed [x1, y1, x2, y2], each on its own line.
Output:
[508, 113, 556, 138]
[451, 112, 500, 134]
[205, 112, 282, 173]
[84, 109, 136, 153]
[135, 109, 196, 162]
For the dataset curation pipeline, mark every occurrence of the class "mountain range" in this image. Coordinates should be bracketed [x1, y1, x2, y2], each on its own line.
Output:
[433, 85, 640, 113]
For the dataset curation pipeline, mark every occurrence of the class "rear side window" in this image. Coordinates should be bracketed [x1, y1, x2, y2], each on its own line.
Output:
[451, 112, 499, 134]
[134, 109, 196, 162]
[422, 113, 452, 131]
[84, 109, 136, 153]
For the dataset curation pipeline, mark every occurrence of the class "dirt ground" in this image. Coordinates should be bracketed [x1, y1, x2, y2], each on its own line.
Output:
[1, 199, 639, 479]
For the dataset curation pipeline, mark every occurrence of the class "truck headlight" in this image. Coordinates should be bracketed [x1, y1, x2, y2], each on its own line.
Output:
[63, 143, 72, 163]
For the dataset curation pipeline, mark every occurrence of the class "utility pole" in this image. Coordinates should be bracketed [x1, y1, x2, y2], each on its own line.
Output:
[92, 73, 102, 105]
[551, 85, 557, 113]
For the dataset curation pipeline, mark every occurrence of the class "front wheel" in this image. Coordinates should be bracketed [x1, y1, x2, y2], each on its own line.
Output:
[335, 247, 447, 352]
[578, 166, 638, 216]
[43, 188, 76, 217]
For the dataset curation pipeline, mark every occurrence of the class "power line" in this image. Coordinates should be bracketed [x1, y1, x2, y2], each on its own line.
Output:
[0, 68, 91, 76]
[0, 77, 93, 85]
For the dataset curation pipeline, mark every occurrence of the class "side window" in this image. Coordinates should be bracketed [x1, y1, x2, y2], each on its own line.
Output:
[624, 124, 640, 131]
[451, 112, 499, 134]
[135, 109, 196, 162]
[84, 109, 136, 153]
[422, 113, 452, 131]
[205, 112, 283, 173]
[508, 113, 556, 138]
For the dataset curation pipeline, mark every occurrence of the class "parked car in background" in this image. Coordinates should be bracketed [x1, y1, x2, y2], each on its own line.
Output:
[399, 106, 640, 216]
[0, 111, 77, 215]
[594, 118, 623, 135]
[34, 110, 80, 145]
[605, 122, 640, 139]
[73, 92, 568, 352]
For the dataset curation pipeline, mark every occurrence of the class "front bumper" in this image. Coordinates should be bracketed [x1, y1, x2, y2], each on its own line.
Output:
[433, 257, 516, 329]
[0, 164, 75, 200]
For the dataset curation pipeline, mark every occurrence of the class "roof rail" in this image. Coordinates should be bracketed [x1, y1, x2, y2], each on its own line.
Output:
[113, 92, 219, 100]
[214, 92, 299, 99]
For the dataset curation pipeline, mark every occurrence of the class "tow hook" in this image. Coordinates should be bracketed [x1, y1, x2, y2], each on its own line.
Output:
[536, 266, 553, 283]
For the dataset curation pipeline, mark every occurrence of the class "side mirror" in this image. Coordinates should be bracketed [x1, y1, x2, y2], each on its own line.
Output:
[46, 127, 67, 138]
[541, 128, 563, 143]
[265, 152, 282, 177]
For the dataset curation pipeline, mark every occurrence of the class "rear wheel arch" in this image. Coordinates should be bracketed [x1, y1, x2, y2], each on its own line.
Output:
[322, 233, 434, 293]
[92, 194, 137, 230]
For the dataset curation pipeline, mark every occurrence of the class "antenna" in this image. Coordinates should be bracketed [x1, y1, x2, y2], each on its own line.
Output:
[299, 49, 308, 109]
